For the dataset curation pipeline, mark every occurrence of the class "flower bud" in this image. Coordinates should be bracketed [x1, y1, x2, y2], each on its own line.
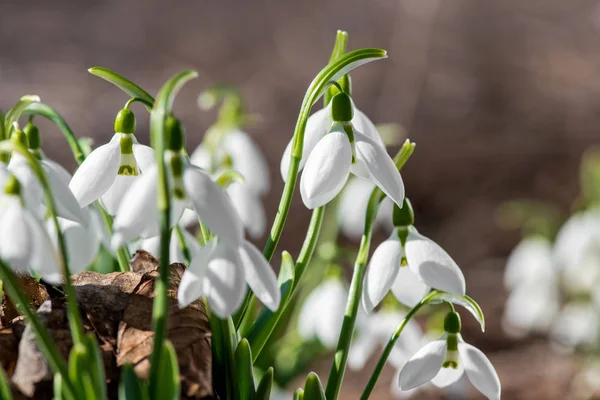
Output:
[23, 122, 41, 150]
[114, 109, 136, 134]
[331, 92, 354, 122]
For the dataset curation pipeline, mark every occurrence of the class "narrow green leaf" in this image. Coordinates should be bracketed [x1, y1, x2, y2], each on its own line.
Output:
[246, 252, 296, 360]
[54, 373, 64, 400]
[303, 372, 326, 400]
[84, 333, 107, 399]
[155, 340, 180, 400]
[88, 67, 155, 108]
[429, 292, 486, 332]
[293, 388, 304, 400]
[68, 344, 89, 399]
[0, 109, 5, 141]
[119, 365, 149, 400]
[254, 367, 273, 400]
[234, 339, 255, 400]
[5, 95, 40, 133]
[0, 366, 12, 400]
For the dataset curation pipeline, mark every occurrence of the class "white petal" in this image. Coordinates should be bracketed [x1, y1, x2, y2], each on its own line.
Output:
[69, 140, 120, 208]
[280, 106, 331, 181]
[178, 240, 215, 308]
[431, 364, 464, 388]
[338, 177, 374, 239]
[458, 343, 501, 400]
[179, 208, 199, 228]
[504, 237, 555, 290]
[0, 164, 10, 187]
[203, 240, 247, 318]
[354, 130, 404, 207]
[101, 174, 139, 215]
[398, 339, 446, 391]
[300, 130, 352, 209]
[139, 235, 160, 259]
[550, 303, 599, 348]
[391, 266, 430, 308]
[25, 211, 61, 280]
[222, 130, 270, 194]
[348, 331, 379, 370]
[112, 167, 159, 248]
[238, 240, 280, 311]
[189, 144, 212, 170]
[183, 165, 244, 246]
[404, 227, 466, 295]
[227, 183, 266, 239]
[43, 162, 85, 224]
[351, 105, 385, 148]
[8, 159, 45, 218]
[88, 204, 111, 250]
[46, 217, 99, 274]
[502, 282, 558, 336]
[132, 143, 155, 173]
[391, 369, 421, 399]
[42, 159, 72, 186]
[314, 280, 348, 348]
[0, 198, 32, 270]
[362, 233, 403, 312]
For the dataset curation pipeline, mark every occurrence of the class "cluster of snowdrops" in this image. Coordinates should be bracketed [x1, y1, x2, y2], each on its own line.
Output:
[0, 31, 501, 399]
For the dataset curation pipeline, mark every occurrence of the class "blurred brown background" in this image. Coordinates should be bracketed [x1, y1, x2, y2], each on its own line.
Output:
[2, 0, 599, 398]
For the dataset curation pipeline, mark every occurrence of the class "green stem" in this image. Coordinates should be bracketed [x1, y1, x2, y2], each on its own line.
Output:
[147, 70, 198, 399]
[360, 291, 439, 399]
[124, 97, 154, 110]
[0, 260, 77, 399]
[325, 142, 415, 399]
[174, 225, 191, 264]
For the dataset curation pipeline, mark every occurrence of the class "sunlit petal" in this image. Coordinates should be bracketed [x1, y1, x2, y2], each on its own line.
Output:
[362, 233, 402, 312]
[458, 343, 501, 400]
[222, 130, 270, 194]
[398, 339, 446, 391]
[238, 240, 280, 311]
[391, 266, 430, 308]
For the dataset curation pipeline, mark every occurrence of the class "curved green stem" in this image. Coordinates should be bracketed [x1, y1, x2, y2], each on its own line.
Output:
[125, 97, 154, 110]
[0, 260, 77, 399]
[147, 70, 198, 399]
[325, 142, 415, 399]
[360, 291, 440, 399]
[5, 141, 85, 345]
[88, 67, 154, 111]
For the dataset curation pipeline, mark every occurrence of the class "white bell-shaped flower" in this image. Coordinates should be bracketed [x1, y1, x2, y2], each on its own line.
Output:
[136, 226, 202, 264]
[398, 312, 500, 400]
[0, 169, 60, 283]
[280, 99, 385, 180]
[362, 226, 466, 311]
[502, 281, 559, 338]
[226, 182, 267, 239]
[504, 237, 557, 290]
[298, 93, 404, 209]
[338, 177, 393, 240]
[553, 210, 600, 270]
[178, 238, 280, 317]
[69, 109, 155, 215]
[297, 278, 352, 348]
[550, 303, 599, 350]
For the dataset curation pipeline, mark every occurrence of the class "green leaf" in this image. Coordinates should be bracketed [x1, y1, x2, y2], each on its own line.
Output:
[246, 252, 296, 360]
[303, 372, 326, 400]
[84, 333, 107, 399]
[4, 95, 40, 133]
[119, 365, 149, 400]
[53, 373, 65, 400]
[0, 109, 5, 141]
[88, 67, 155, 109]
[428, 292, 486, 332]
[254, 367, 273, 400]
[234, 339, 255, 400]
[0, 366, 12, 400]
[155, 340, 180, 400]
[293, 388, 304, 400]
[68, 344, 91, 399]
[20, 102, 87, 164]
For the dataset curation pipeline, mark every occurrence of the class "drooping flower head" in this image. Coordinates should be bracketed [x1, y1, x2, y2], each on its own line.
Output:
[69, 108, 155, 215]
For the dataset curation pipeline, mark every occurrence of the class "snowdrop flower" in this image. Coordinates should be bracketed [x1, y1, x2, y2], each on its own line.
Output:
[363, 223, 466, 311]
[550, 303, 599, 349]
[177, 237, 280, 318]
[553, 210, 600, 270]
[8, 126, 85, 224]
[297, 278, 350, 348]
[298, 92, 404, 209]
[0, 167, 60, 282]
[69, 109, 155, 215]
[349, 309, 425, 371]
[189, 129, 269, 238]
[135, 226, 202, 264]
[280, 97, 386, 180]
[504, 237, 557, 290]
[398, 312, 501, 400]
[338, 176, 393, 240]
[112, 117, 243, 248]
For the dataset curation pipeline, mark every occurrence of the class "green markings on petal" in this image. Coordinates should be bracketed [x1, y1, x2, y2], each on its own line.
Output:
[168, 153, 186, 200]
[3, 174, 21, 196]
[443, 333, 460, 369]
[118, 135, 139, 176]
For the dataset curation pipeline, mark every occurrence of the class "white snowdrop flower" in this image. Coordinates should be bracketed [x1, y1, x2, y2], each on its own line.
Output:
[362, 225, 466, 311]
[502, 281, 559, 338]
[338, 177, 393, 240]
[298, 93, 404, 209]
[398, 312, 501, 400]
[504, 237, 557, 290]
[8, 128, 85, 224]
[136, 226, 202, 264]
[297, 278, 350, 348]
[554, 210, 600, 270]
[0, 168, 60, 283]
[69, 109, 155, 215]
[280, 98, 385, 180]
[226, 182, 266, 239]
[177, 238, 280, 317]
[349, 310, 426, 371]
[550, 303, 599, 349]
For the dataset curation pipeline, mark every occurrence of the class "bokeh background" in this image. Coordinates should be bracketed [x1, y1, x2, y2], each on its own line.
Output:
[2, 0, 599, 398]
